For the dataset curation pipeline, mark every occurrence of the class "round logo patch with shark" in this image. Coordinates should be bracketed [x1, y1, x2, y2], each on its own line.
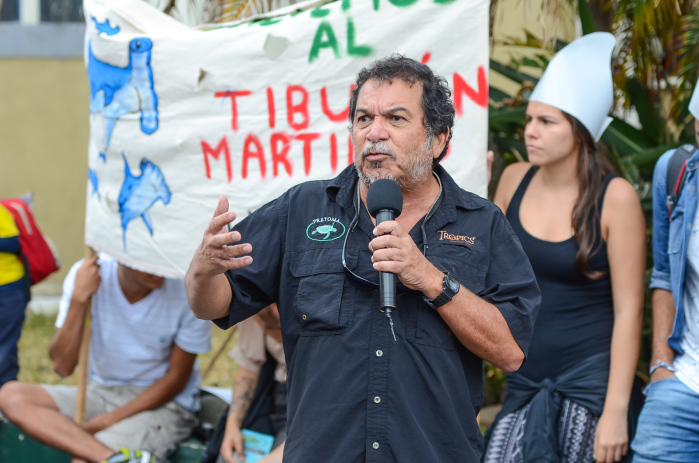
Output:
[306, 217, 346, 242]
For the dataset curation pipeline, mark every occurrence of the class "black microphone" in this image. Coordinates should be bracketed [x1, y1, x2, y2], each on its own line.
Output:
[367, 179, 403, 341]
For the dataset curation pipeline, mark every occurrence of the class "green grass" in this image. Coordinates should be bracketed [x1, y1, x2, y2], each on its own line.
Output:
[17, 312, 240, 388]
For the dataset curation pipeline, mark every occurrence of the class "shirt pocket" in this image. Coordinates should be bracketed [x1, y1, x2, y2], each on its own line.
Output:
[408, 245, 486, 350]
[409, 300, 460, 350]
[429, 242, 486, 295]
[668, 206, 684, 255]
[289, 248, 353, 336]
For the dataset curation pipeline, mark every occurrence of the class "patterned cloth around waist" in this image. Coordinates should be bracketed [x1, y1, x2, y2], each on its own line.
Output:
[486, 352, 610, 463]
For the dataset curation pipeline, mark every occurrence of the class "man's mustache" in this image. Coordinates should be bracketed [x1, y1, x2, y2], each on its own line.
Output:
[359, 142, 397, 160]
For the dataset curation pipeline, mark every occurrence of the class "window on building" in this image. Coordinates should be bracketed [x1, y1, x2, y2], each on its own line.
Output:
[41, 0, 83, 22]
[0, 0, 20, 21]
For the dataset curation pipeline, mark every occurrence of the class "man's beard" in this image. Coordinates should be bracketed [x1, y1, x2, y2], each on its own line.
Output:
[353, 137, 434, 191]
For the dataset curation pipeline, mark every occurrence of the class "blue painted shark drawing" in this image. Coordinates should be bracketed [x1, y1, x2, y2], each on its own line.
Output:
[91, 17, 120, 36]
[118, 154, 171, 250]
[88, 37, 159, 150]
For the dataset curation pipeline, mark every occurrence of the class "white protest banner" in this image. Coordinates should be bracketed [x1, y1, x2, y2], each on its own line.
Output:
[84, 0, 489, 278]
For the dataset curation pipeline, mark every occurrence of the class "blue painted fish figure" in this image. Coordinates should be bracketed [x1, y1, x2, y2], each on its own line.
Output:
[91, 17, 120, 36]
[88, 38, 159, 149]
[88, 169, 101, 200]
[118, 154, 171, 250]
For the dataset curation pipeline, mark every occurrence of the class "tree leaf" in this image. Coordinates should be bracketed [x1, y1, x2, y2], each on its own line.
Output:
[489, 59, 539, 85]
[578, 0, 597, 35]
[601, 117, 655, 155]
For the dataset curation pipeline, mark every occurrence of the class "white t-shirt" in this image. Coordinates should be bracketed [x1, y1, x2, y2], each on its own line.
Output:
[56, 254, 212, 411]
[676, 205, 699, 395]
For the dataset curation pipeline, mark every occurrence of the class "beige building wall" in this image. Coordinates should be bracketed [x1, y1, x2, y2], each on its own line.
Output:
[0, 58, 88, 295]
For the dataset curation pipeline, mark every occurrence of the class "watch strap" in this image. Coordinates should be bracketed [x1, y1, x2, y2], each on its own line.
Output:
[423, 272, 459, 309]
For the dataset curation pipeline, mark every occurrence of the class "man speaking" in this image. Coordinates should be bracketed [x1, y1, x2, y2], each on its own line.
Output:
[185, 55, 540, 462]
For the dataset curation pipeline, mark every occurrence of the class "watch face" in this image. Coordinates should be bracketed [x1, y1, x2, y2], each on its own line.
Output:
[446, 275, 459, 293]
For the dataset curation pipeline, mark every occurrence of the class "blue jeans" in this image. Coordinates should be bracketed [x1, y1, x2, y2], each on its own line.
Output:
[0, 282, 27, 387]
[632, 376, 699, 462]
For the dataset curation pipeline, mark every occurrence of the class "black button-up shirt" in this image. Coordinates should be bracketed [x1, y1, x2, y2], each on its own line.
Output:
[215, 164, 540, 462]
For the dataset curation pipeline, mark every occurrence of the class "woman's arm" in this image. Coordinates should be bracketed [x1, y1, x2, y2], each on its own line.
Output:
[594, 178, 646, 463]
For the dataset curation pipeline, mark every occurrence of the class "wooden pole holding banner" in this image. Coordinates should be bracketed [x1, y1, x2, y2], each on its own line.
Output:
[74, 246, 96, 426]
[202, 325, 238, 382]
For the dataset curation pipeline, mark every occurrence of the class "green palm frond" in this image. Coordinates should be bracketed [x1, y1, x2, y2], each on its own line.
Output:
[491, 0, 699, 144]
[675, 9, 699, 114]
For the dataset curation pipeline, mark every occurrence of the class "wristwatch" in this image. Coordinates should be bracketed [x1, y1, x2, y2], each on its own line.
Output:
[423, 272, 460, 309]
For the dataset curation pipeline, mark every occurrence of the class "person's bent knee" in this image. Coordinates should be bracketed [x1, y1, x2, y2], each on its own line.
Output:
[0, 382, 56, 421]
[0, 381, 25, 407]
[0, 381, 27, 417]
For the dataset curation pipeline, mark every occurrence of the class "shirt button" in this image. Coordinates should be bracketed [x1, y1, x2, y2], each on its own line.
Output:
[373, 442, 379, 449]
[376, 350, 383, 357]
[691, 185, 696, 191]
[374, 396, 381, 403]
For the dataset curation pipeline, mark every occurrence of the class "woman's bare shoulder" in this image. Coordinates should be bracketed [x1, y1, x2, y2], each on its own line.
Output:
[493, 162, 533, 212]
[602, 176, 645, 232]
[604, 176, 641, 209]
[500, 162, 533, 185]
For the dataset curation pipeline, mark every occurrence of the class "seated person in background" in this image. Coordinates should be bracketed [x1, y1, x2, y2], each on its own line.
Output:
[217, 303, 286, 463]
[0, 253, 211, 463]
[0, 203, 28, 387]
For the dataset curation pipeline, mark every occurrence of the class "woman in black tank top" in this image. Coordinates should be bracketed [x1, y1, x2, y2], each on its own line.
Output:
[482, 41, 646, 463]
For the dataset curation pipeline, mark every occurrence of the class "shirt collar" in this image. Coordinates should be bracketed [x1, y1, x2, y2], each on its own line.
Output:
[324, 163, 485, 217]
[432, 164, 484, 212]
[325, 165, 358, 211]
[688, 146, 699, 171]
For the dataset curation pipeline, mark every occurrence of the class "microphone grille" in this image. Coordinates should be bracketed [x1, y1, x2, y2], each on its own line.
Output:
[367, 179, 403, 218]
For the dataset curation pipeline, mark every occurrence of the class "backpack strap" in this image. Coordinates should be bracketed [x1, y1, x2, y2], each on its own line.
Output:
[666, 144, 696, 219]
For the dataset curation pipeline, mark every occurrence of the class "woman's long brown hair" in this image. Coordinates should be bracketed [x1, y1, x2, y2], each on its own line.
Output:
[563, 113, 616, 279]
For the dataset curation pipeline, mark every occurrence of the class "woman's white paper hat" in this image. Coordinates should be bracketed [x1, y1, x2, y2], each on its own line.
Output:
[529, 32, 616, 141]
[689, 77, 699, 119]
